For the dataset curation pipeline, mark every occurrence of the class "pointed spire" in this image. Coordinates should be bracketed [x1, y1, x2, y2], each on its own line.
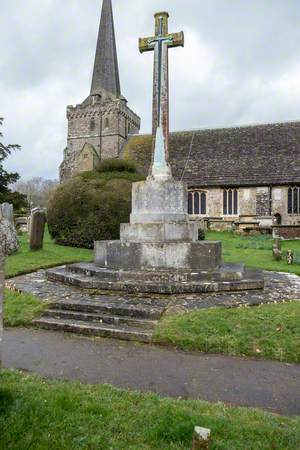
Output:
[90, 0, 121, 98]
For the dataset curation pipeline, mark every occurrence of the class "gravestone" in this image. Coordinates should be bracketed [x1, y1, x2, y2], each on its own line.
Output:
[0, 203, 20, 256]
[272, 238, 282, 261]
[0, 247, 4, 368]
[287, 250, 294, 265]
[29, 208, 46, 250]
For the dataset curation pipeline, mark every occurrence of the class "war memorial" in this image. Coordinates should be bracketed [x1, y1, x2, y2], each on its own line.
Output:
[47, 12, 263, 296]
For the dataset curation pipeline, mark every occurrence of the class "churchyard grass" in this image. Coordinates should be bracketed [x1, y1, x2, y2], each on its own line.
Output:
[207, 231, 300, 275]
[155, 301, 300, 363]
[3, 289, 46, 327]
[5, 229, 93, 278]
[1, 370, 299, 450]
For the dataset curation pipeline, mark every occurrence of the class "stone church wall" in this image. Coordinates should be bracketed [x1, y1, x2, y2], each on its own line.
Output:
[189, 185, 299, 231]
[61, 99, 140, 182]
[272, 186, 300, 225]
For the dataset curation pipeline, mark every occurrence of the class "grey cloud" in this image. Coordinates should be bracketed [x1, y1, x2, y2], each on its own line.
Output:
[1, 0, 300, 179]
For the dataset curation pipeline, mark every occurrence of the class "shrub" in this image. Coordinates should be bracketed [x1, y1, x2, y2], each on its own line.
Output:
[198, 228, 205, 241]
[97, 158, 137, 173]
[47, 165, 145, 249]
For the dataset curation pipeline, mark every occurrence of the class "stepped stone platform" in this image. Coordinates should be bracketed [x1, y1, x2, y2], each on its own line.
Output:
[46, 262, 264, 294]
[6, 269, 300, 343]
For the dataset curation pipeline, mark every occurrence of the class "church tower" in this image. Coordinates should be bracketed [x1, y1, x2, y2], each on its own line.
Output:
[60, 0, 140, 182]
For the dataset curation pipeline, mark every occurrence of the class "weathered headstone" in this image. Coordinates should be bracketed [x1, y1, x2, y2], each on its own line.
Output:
[29, 208, 46, 250]
[287, 250, 294, 265]
[191, 427, 211, 449]
[0, 247, 4, 368]
[0, 203, 20, 255]
[272, 238, 282, 261]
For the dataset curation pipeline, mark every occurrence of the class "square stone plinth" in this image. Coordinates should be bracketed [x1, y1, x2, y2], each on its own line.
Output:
[130, 179, 189, 223]
[120, 221, 198, 243]
[94, 240, 221, 270]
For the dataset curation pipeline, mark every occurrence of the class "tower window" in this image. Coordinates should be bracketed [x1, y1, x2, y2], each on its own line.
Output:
[105, 117, 109, 129]
[223, 188, 238, 215]
[288, 186, 300, 214]
[90, 118, 95, 131]
[188, 190, 207, 215]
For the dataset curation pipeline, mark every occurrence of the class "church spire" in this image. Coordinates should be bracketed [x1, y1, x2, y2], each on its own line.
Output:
[90, 0, 121, 98]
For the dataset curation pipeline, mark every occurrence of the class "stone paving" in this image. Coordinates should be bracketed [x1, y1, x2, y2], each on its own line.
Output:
[6, 267, 300, 315]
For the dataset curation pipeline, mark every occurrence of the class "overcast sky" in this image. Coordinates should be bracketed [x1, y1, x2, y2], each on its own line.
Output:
[1, 0, 300, 180]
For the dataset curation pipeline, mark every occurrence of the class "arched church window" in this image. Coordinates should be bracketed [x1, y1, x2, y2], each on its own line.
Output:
[90, 118, 95, 131]
[288, 186, 300, 214]
[223, 188, 238, 215]
[188, 190, 207, 215]
[105, 117, 109, 129]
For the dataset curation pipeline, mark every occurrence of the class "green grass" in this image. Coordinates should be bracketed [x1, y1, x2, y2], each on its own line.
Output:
[207, 231, 300, 275]
[0, 370, 299, 450]
[3, 289, 46, 327]
[155, 302, 300, 363]
[5, 230, 93, 278]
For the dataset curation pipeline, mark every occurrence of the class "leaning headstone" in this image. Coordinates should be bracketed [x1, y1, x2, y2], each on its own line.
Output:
[272, 237, 282, 261]
[0, 203, 20, 256]
[29, 208, 46, 250]
[191, 427, 211, 449]
[0, 247, 4, 368]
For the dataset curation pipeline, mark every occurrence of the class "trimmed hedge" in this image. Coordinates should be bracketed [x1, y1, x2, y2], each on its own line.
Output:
[47, 163, 145, 249]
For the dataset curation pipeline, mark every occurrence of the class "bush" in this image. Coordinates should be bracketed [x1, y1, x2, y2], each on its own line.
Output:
[47, 165, 145, 249]
[97, 158, 137, 173]
[198, 228, 205, 241]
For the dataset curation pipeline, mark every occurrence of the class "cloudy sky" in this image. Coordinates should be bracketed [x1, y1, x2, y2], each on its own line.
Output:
[1, 0, 300, 180]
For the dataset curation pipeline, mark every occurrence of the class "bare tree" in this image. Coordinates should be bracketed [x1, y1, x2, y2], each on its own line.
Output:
[13, 177, 58, 209]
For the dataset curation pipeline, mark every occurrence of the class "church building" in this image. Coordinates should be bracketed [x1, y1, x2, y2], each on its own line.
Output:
[59, 0, 140, 182]
[60, 0, 300, 238]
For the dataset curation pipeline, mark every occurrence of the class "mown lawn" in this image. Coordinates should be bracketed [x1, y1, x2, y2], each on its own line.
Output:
[3, 289, 46, 327]
[207, 231, 300, 275]
[5, 230, 93, 278]
[155, 301, 300, 363]
[0, 370, 299, 450]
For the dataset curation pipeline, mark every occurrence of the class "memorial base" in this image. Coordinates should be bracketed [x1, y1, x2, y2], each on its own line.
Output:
[46, 178, 264, 294]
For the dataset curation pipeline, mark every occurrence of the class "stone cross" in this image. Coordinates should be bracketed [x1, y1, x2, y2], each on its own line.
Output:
[139, 12, 184, 180]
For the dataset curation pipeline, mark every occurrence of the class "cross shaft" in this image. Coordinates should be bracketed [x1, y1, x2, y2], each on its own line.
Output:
[139, 12, 184, 180]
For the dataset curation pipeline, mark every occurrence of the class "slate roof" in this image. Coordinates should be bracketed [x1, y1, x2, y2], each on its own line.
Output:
[122, 121, 300, 187]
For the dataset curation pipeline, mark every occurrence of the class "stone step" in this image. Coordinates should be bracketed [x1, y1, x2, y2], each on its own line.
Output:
[43, 309, 157, 330]
[49, 299, 164, 320]
[47, 268, 264, 294]
[32, 317, 153, 343]
[67, 262, 245, 283]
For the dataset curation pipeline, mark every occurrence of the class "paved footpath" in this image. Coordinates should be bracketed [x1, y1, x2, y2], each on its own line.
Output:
[3, 328, 300, 417]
